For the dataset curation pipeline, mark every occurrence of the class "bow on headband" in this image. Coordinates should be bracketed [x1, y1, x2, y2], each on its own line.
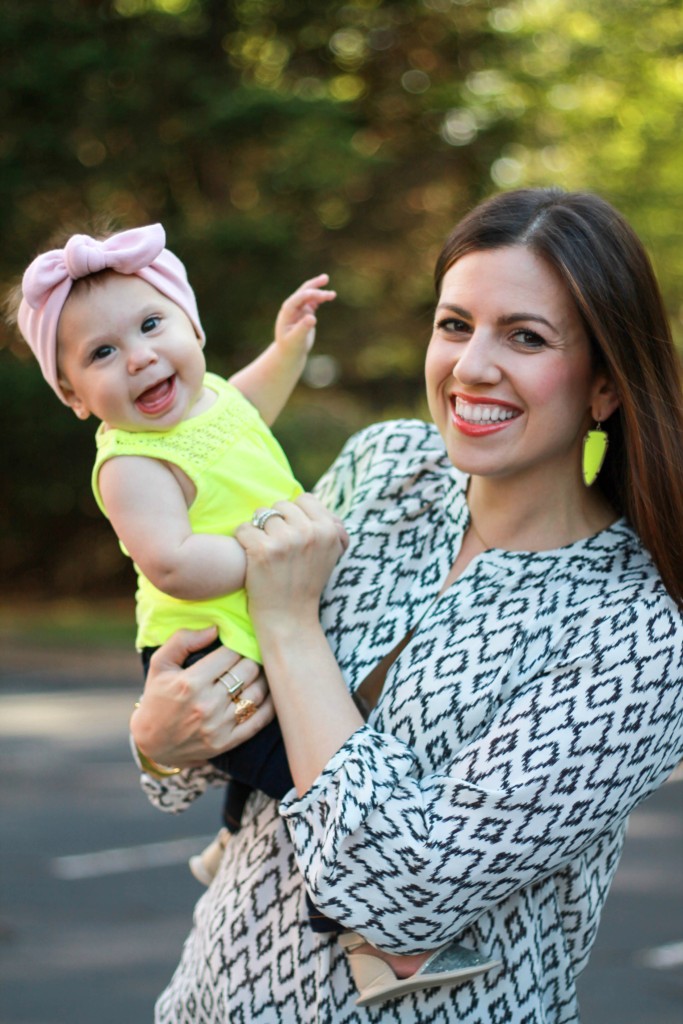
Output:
[17, 223, 205, 405]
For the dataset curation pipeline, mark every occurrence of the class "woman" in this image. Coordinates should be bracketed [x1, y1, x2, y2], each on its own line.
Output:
[132, 188, 683, 1023]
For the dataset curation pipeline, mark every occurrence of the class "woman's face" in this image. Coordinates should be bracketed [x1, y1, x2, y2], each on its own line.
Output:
[425, 245, 616, 488]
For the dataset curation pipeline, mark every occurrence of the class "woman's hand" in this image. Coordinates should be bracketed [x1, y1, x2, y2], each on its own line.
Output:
[131, 627, 274, 769]
[235, 494, 349, 639]
[236, 497, 359, 795]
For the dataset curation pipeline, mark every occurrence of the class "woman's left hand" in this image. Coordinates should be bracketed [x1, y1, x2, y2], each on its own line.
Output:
[235, 494, 349, 636]
[131, 629, 275, 768]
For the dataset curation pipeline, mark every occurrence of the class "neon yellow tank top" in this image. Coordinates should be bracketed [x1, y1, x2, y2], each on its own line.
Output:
[91, 372, 302, 660]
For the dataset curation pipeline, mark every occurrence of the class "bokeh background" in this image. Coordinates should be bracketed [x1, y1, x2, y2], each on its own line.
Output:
[1, 2, 682, 1023]
[2, 0, 683, 604]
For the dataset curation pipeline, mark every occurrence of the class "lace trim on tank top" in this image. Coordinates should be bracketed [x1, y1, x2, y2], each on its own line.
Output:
[96, 376, 258, 472]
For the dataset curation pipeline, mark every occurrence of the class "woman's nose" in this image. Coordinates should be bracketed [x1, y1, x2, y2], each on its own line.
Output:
[451, 331, 501, 386]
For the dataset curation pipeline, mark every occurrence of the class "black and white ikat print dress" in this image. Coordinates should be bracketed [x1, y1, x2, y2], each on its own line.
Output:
[143, 420, 683, 1024]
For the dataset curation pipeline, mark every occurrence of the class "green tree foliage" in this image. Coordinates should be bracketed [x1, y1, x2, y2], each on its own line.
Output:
[1, 0, 682, 595]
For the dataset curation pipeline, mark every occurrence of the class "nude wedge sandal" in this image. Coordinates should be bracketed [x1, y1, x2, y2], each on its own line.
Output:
[339, 931, 500, 1007]
[188, 828, 229, 886]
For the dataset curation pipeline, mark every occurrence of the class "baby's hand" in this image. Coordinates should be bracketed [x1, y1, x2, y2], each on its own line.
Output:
[275, 274, 336, 354]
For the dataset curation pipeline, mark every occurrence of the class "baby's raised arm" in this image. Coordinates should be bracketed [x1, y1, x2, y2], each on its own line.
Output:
[229, 275, 335, 426]
[98, 455, 247, 600]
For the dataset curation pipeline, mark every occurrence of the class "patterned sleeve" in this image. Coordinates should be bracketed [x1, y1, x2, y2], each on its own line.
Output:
[279, 597, 683, 953]
[131, 737, 228, 813]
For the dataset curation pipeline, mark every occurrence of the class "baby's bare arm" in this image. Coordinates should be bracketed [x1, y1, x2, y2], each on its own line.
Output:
[98, 456, 247, 600]
[230, 275, 335, 425]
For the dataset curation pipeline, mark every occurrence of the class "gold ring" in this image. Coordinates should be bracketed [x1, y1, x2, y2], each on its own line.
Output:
[233, 697, 257, 724]
[217, 670, 245, 700]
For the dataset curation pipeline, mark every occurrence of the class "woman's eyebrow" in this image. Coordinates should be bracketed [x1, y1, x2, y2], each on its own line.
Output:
[498, 312, 559, 334]
[436, 303, 471, 318]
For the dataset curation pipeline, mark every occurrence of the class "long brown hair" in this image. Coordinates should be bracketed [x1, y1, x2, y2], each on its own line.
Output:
[434, 188, 683, 608]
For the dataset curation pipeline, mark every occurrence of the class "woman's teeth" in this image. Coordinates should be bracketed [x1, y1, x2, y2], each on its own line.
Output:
[455, 398, 517, 423]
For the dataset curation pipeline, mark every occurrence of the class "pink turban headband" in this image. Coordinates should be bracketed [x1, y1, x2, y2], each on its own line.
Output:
[17, 223, 205, 405]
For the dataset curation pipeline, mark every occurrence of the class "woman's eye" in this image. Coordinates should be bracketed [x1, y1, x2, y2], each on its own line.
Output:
[141, 315, 161, 334]
[436, 317, 470, 335]
[91, 344, 115, 362]
[512, 329, 546, 349]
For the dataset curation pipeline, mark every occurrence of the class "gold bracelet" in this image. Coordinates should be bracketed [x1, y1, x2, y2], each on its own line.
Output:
[136, 745, 182, 778]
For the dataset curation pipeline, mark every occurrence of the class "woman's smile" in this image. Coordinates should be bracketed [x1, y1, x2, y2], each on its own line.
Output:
[451, 394, 522, 434]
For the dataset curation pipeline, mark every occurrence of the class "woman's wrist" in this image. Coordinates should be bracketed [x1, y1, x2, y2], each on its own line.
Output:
[254, 606, 321, 648]
[258, 623, 364, 795]
[134, 743, 182, 778]
[130, 702, 182, 775]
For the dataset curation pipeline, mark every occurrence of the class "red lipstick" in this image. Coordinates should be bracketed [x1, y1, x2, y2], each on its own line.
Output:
[450, 394, 521, 437]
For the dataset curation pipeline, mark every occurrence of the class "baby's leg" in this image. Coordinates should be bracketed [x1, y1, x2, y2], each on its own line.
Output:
[210, 717, 292, 798]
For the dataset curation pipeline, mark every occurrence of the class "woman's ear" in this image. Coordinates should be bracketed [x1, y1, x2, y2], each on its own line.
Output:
[591, 372, 620, 423]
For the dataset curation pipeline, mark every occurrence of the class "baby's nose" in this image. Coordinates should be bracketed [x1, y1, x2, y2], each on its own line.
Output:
[128, 344, 158, 372]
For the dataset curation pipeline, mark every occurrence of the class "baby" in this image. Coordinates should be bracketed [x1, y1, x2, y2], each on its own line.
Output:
[15, 222, 336, 865]
[14, 224, 495, 1006]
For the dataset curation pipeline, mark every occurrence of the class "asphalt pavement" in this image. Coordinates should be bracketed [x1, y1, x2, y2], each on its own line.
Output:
[1, 645, 681, 1024]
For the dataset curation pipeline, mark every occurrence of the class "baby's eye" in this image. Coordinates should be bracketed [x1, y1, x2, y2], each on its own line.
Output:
[91, 344, 115, 362]
[141, 315, 161, 334]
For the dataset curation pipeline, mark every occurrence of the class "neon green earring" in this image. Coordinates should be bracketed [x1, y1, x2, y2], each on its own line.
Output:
[582, 422, 608, 486]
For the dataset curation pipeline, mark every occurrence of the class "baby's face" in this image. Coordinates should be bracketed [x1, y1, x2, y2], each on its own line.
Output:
[57, 272, 207, 431]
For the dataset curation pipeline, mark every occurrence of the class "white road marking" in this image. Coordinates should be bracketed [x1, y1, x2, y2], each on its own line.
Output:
[0, 690, 137, 741]
[636, 941, 683, 970]
[51, 835, 214, 879]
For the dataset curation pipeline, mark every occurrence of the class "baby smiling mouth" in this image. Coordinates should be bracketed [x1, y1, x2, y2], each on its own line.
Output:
[136, 375, 175, 409]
